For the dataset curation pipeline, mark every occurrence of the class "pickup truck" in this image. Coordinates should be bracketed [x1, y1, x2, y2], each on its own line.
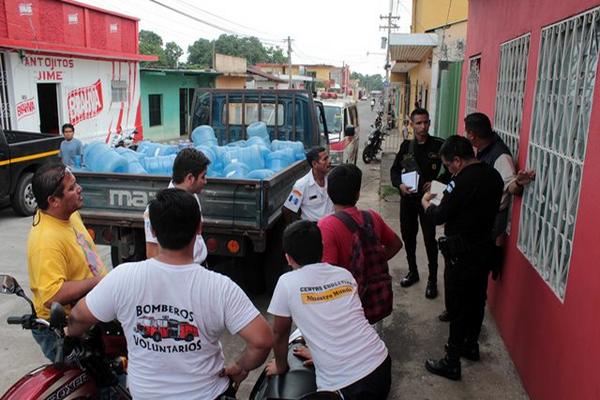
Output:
[76, 89, 328, 292]
[0, 129, 63, 216]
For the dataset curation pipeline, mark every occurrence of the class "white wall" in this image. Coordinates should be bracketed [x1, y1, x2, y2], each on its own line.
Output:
[6, 52, 141, 143]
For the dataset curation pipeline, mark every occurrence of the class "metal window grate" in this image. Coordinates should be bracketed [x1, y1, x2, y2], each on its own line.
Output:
[518, 7, 600, 300]
[0, 53, 11, 130]
[465, 56, 481, 115]
[494, 35, 531, 159]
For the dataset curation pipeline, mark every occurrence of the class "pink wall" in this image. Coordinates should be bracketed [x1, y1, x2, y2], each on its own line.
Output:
[459, 1, 600, 399]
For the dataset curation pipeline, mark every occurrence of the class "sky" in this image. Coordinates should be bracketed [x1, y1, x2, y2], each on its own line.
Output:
[79, 0, 412, 76]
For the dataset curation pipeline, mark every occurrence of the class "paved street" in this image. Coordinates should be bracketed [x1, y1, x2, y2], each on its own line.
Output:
[0, 101, 527, 398]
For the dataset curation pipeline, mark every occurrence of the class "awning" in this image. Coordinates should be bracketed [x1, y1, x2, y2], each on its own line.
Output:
[389, 33, 438, 64]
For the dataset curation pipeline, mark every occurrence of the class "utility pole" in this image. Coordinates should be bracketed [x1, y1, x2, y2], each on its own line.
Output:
[287, 36, 293, 89]
[380, 0, 400, 131]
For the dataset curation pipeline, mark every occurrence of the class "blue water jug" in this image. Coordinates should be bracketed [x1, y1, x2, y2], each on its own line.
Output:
[191, 125, 218, 147]
[246, 136, 269, 148]
[223, 161, 249, 179]
[271, 140, 305, 160]
[226, 140, 247, 147]
[222, 145, 265, 171]
[247, 121, 270, 144]
[84, 142, 129, 173]
[143, 154, 176, 175]
[246, 169, 275, 180]
[137, 141, 178, 157]
[196, 145, 223, 175]
[267, 148, 295, 172]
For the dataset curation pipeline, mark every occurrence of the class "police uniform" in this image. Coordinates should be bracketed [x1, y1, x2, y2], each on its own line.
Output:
[425, 162, 503, 370]
[283, 170, 334, 222]
[390, 135, 446, 287]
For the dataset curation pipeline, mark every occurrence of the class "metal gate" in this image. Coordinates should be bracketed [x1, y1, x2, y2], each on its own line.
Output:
[0, 53, 11, 131]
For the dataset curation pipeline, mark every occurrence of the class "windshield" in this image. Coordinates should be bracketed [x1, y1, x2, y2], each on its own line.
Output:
[324, 105, 343, 133]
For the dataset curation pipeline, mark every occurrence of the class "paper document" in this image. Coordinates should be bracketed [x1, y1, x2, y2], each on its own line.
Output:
[430, 180, 447, 206]
[401, 171, 419, 192]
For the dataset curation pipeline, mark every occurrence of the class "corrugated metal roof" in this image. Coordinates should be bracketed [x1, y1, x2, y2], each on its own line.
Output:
[389, 33, 438, 63]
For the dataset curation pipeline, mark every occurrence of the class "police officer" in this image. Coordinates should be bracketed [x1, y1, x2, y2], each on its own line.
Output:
[390, 108, 446, 299]
[283, 146, 334, 223]
[421, 135, 503, 381]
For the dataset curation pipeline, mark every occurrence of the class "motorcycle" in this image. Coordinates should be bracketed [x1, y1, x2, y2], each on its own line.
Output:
[374, 111, 396, 131]
[362, 126, 387, 164]
[0, 274, 129, 399]
[250, 330, 340, 400]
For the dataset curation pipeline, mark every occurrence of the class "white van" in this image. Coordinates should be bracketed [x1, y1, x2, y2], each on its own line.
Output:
[320, 99, 360, 165]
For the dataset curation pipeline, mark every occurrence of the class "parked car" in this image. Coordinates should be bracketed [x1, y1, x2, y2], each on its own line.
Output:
[0, 129, 63, 215]
[319, 98, 359, 165]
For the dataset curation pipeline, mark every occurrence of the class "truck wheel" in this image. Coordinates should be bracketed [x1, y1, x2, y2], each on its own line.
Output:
[362, 146, 374, 164]
[10, 172, 37, 216]
[152, 332, 161, 342]
[111, 229, 146, 267]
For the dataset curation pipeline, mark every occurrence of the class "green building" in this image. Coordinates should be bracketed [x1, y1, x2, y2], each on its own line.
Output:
[140, 68, 220, 142]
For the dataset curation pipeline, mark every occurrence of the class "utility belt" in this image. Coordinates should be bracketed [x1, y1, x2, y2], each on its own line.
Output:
[438, 235, 493, 265]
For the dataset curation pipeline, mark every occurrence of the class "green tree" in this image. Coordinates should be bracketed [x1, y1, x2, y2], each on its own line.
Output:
[164, 42, 183, 68]
[187, 38, 213, 67]
[139, 30, 165, 67]
[267, 46, 287, 64]
[351, 72, 384, 91]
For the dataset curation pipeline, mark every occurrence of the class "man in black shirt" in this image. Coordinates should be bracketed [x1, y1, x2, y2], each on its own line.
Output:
[421, 135, 503, 381]
[390, 108, 445, 299]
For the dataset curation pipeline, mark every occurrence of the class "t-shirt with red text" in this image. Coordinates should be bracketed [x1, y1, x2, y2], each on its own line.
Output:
[317, 207, 397, 269]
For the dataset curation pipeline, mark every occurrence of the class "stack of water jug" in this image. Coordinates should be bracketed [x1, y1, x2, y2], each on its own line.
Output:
[81, 122, 306, 180]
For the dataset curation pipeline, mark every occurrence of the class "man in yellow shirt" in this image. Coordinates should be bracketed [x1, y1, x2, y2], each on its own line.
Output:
[28, 162, 106, 360]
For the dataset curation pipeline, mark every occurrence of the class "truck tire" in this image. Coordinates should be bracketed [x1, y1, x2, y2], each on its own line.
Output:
[10, 172, 37, 216]
[111, 229, 146, 267]
[152, 332, 161, 342]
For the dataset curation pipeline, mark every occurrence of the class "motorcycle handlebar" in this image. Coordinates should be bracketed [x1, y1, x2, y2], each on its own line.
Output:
[7, 316, 26, 325]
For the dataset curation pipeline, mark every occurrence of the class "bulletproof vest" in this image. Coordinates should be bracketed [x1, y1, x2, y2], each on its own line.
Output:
[401, 139, 420, 173]
[477, 133, 512, 167]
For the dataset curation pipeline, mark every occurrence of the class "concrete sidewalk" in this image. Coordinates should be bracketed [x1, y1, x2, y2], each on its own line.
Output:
[357, 134, 528, 399]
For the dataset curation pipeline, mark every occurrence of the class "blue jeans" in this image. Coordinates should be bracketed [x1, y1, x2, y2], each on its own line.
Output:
[32, 328, 57, 362]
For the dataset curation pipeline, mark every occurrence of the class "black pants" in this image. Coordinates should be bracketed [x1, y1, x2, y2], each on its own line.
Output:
[340, 355, 391, 400]
[400, 196, 438, 282]
[443, 256, 489, 359]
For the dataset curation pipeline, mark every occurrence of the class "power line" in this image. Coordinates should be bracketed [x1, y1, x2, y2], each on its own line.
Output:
[148, 0, 283, 46]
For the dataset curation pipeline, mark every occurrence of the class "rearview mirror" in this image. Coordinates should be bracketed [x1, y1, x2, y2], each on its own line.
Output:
[0, 274, 20, 295]
[50, 302, 67, 329]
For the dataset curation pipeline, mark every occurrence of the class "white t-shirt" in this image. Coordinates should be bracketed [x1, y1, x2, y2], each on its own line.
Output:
[493, 153, 517, 211]
[86, 259, 260, 400]
[268, 263, 388, 391]
[144, 182, 207, 265]
[283, 171, 334, 222]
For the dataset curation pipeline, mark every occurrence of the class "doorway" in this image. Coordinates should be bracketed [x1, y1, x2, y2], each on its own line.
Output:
[179, 88, 195, 136]
[37, 83, 59, 134]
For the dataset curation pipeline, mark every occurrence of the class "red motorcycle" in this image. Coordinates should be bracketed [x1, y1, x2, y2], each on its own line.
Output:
[0, 274, 129, 399]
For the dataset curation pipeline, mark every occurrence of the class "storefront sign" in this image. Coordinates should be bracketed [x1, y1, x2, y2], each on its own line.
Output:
[24, 56, 75, 81]
[16, 98, 35, 120]
[67, 80, 104, 125]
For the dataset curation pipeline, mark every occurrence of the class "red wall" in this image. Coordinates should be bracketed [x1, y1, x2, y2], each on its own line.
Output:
[1, 0, 139, 55]
[459, 1, 600, 399]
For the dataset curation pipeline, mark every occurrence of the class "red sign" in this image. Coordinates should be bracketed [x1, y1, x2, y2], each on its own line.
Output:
[16, 98, 36, 120]
[67, 80, 104, 125]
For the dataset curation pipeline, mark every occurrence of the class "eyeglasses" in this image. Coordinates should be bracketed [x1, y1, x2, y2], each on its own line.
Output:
[50, 166, 71, 198]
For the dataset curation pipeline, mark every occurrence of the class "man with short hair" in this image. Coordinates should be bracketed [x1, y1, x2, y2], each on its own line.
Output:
[58, 123, 83, 167]
[28, 162, 107, 360]
[282, 146, 334, 223]
[144, 148, 210, 265]
[318, 164, 402, 296]
[421, 136, 503, 380]
[69, 188, 273, 399]
[266, 220, 391, 399]
[390, 108, 446, 298]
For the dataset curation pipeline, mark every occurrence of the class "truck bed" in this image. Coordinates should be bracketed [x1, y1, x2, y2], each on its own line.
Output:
[76, 159, 308, 236]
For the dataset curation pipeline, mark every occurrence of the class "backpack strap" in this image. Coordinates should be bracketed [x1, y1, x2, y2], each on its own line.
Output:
[333, 210, 360, 232]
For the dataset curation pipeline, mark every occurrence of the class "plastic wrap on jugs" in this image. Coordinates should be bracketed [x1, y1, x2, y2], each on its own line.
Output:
[247, 121, 270, 144]
[222, 145, 265, 170]
[246, 169, 275, 180]
[271, 140, 305, 160]
[223, 161, 249, 179]
[143, 154, 177, 175]
[267, 148, 295, 172]
[191, 125, 218, 147]
[84, 142, 129, 173]
[137, 141, 178, 157]
[196, 145, 222, 176]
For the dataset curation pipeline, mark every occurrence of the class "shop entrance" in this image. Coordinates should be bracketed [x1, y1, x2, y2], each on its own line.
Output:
[37, 83, 60, 134]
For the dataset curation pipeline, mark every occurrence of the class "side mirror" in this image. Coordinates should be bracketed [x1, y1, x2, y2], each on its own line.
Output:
[0, 274, 21, 295]
[50, 302, 67, 329]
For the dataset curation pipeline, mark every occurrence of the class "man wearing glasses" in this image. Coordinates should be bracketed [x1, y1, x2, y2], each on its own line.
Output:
[27, 162, 107, 360]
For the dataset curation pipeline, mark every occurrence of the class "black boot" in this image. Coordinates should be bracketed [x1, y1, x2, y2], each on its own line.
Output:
[400, 271, 420, 287]
[425, 355, 461, 380]
[438, 310, 450, 322]
[425, 280, 438, 299]
[461, 342, 480, 361]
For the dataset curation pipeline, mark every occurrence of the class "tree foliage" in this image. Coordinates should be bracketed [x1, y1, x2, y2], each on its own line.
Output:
[351, 72, 384, 91]
[140, 30, 287, 69]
